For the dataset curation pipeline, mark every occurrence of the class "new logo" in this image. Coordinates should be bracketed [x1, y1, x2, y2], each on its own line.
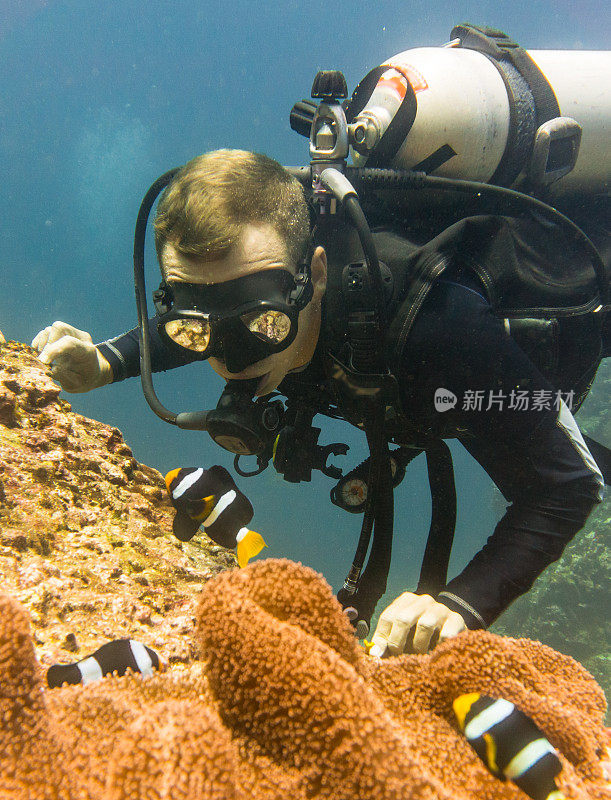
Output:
[434, 388, 457, 412]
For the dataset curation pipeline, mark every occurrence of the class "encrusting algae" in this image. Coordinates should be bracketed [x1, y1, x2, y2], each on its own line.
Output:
[0, 340, 234, 666]
[0, 337, 610, 798]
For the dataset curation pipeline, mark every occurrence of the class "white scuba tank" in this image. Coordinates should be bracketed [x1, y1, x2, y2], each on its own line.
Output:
[350, 45, 610, 197]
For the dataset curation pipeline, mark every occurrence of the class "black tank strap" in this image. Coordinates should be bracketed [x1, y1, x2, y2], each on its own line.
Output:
[451, 24, 561, 187]
[451, 24, 560, 127]
[343, 64, 418, 169]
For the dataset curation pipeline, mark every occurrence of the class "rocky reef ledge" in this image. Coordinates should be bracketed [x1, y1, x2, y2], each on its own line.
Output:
[0, 340, 235, 667]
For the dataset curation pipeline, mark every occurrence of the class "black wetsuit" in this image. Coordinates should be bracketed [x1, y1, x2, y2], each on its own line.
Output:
[97, 269, 605, 631]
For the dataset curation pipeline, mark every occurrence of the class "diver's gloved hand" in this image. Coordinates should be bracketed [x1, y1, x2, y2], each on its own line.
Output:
[31, 320, 113, 393]
[369, 592, 466, 657]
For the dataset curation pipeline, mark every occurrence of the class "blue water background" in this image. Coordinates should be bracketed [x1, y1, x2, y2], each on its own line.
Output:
[0, 0, 607, 609]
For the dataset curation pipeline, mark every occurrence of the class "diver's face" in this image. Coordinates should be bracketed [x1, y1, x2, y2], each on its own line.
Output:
[161, 223, 327, 396]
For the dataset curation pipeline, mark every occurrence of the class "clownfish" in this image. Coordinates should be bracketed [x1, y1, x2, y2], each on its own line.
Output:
[164, 465, 267, 567]
[453, 693, 565, 800]
[46, 638, 160, 688]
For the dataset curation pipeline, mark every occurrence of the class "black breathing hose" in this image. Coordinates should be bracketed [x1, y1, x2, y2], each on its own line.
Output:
[342, 407, 382, 592]
[133, 168, 180, 425]
[349, 167, 609, 306]
[285, 165, 608, 306]
[343, 194, 388, 331]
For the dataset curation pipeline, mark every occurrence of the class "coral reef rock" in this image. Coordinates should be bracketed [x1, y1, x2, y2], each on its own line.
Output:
[1, 558, 610, 799]
[0, 340, 235, 668]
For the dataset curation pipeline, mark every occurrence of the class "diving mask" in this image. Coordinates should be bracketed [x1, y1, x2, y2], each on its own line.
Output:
[154, 267, 313, 373]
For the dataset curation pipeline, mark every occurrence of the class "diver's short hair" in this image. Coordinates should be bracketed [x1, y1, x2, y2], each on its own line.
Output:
[154, 149, 310, 270]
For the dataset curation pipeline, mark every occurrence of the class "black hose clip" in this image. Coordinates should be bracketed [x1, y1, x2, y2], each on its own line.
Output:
[318, 441, 349, 479]
[273, 424, 348, 483]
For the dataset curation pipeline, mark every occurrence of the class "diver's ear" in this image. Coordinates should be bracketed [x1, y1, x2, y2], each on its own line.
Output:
[310, 246, 327, 299]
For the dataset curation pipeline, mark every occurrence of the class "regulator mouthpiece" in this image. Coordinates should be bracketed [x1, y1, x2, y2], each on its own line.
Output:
[206, 380, 284, 456]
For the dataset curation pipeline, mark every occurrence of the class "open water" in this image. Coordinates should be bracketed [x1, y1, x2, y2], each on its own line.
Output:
[0, 0, 607, 634]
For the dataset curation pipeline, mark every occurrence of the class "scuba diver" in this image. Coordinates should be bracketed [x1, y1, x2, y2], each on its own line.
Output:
[32, 25, 609, 658]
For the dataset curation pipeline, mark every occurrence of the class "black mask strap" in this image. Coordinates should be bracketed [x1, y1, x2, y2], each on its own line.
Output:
[290, 238, 316, 310]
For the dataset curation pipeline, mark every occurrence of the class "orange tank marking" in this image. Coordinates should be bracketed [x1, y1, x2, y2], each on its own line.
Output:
[382, 62, 429, 94]
[378, 72, 408, 99]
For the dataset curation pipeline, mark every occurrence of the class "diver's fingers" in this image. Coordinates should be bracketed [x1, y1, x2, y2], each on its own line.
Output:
[413, 605, 467, 653]
[32, 324, 71, 352]
[438, 611, 468, 645]
[46, 362, 82, 392]
[38, 336, 103, 393]
[370, 592, 433, 656]
[385, 618, 415, 656]
[369, 614, 393, 657]
[49, 320, 93, 343]
[32, 326, 52, 351]
[32, 320, 92, 352]
[38, 335, 84, 366]
[368, 641, 388, 659]
[411, 611, 441, 654]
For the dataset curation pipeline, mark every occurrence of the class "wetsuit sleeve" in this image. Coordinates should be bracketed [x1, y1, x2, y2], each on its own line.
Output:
[95, 317, 199, 381]
[441, 403, 604, 629]
[399, 279, 604, 629]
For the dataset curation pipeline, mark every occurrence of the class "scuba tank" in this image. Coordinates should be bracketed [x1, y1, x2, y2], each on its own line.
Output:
[349, 25, 610, 197]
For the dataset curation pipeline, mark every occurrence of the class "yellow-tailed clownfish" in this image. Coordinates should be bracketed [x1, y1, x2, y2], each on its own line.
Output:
[164, 465, 267, 567]
[453, 693, 565, 800]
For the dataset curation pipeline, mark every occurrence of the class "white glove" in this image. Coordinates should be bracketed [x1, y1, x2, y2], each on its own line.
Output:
[31, 321, 113, 393]
[369, 592, 467, 657]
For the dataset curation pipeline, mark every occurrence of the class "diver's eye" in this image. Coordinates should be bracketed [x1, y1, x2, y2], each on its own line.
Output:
[241, 309, 292, 344]
[164, 318, 211, 351]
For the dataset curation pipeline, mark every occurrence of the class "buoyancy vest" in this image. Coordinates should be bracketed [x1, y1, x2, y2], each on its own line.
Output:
[315, 208, 606, 435]
[279, 206, 610, 624]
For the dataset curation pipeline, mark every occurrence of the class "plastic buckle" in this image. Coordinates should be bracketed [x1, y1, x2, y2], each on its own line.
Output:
[528, 116, 582, 189]
[342, 261, 394, 309]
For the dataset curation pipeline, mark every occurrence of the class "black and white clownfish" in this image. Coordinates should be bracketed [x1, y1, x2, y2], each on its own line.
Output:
[453, 693, 565, 800]
[164, 465, 267, 567]
[46, 638, 160, 689]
